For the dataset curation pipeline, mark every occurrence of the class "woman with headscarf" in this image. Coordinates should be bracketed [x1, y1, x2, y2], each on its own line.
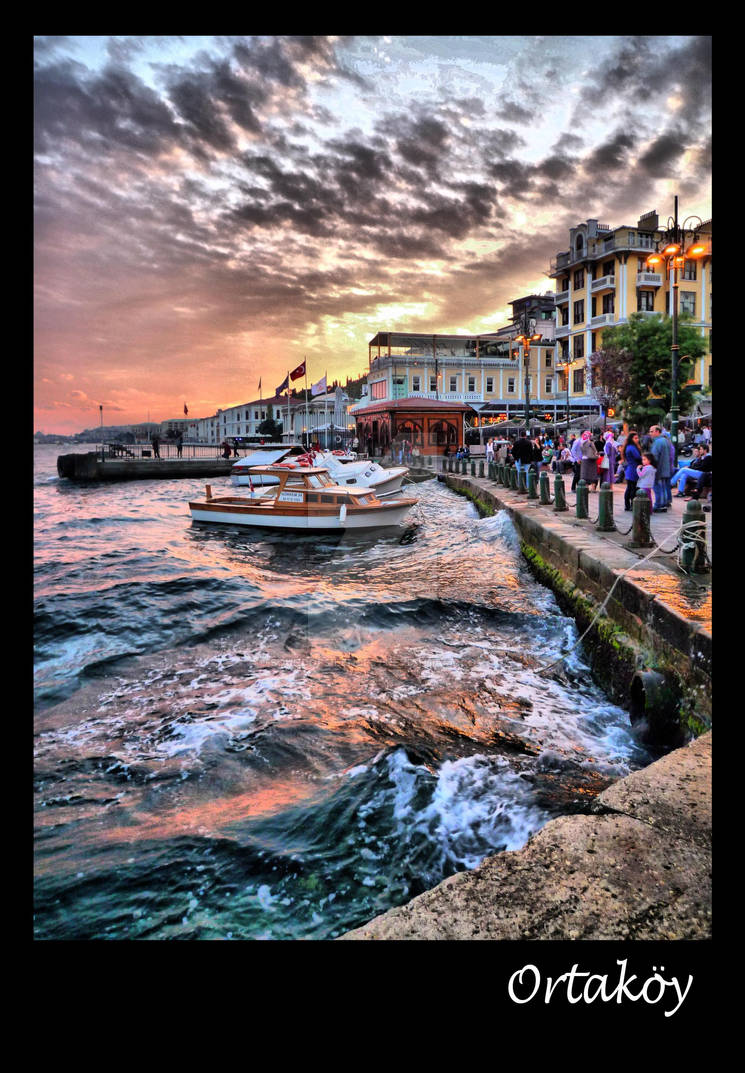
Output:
[579, 430, 599, 490]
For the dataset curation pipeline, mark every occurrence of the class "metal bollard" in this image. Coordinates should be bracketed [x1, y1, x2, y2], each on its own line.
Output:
[461, 459, 467, 474]
[510, 465, 518, 491]
[679, 499, 710, 573]
[497, 462, 505, 485]
[553, 474, 567, 511]
[489, 461, 496, 481]
[539, 471, 551, 504]
[470, 460, 476, 476]
[576, 478, 588, 518]
[596, 481, 616, 532]
[626, 489, 654, 548]
[527, 469, 538, 499]
[517, 466, 528, 494]
[478, 460, 484, 478]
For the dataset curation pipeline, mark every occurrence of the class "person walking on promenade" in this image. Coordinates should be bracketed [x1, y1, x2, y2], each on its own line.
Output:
[486, 437, 495, 466]
[511, 430, 533, 481]
[580, 430, 599, 490]
[569, 433, 583, 490]
[649, 425, 672, 512]
[636, 453, 656, 505]
[530, 435, 543, 474]
[151, 432, 161, 459]
[176, 431, 184, 458]
[622, 431, 642, 510]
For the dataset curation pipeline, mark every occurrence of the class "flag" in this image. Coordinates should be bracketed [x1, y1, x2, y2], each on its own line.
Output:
[276, 374, 289, 395]
[311, 374, 327, 397]
[258, 378, 262, 393]
[184, 403, 188, 416]
[290, 360, 306, 381]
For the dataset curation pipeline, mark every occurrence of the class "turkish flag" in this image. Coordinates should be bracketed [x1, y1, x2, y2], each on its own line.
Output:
[290, 360, 306, 381]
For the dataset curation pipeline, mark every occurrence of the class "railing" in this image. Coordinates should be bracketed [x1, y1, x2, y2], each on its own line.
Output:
[636, 272, 663, 286]
[591, 274, 615, 292]
[590, 313, 615, 327]
[554, 289, 569, 303]
[102, 442, 252, 460]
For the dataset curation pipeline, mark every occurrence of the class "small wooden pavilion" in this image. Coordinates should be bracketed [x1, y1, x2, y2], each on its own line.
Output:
[352, 397, 476, 457]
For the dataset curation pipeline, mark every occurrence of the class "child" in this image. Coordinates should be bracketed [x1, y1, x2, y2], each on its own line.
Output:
[636, 453, 656, 506]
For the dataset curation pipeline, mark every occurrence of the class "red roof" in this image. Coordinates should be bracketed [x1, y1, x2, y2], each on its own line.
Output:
[351, 397, 476, 417]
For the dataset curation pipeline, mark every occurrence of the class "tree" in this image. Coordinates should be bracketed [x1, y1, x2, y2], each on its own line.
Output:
[592, 313, 705, 431]
[588, 345, 634, 418]
[257, 403, 283, 441]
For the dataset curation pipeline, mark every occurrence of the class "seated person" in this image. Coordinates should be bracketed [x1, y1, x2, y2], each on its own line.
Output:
[672, 446, 711, 496]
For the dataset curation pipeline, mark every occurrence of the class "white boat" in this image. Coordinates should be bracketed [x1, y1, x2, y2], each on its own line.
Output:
[231, 445, 409, 497]
[190, 466, 418, 530]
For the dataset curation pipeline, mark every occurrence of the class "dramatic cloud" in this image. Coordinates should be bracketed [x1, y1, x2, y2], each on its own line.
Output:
[33, 35, 711, 433]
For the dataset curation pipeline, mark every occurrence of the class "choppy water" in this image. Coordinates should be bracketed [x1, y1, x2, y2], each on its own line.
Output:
[34, 444, 652, 939]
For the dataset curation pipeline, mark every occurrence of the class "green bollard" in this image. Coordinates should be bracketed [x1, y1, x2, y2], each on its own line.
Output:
[517, 466, 528, 494]
[539, 471, 551, 505]
[489, 461, 497, 482]
[510, 465, 518, 491]
[461, 459, 467, 475]
[527, 469, 538, 499]
[553, 474, 567, 511]
[497, 462, 505, 485]
[680, 499, 710, 573]
[576, 478, 589, 518]
[626, 489, 654, 548]
[478, 460, 484, 478]
[470, 460, 476, 476]
[596, 481, 616, 532]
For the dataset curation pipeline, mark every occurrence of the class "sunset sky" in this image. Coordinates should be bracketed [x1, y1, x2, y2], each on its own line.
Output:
[34, 35, 711, 434]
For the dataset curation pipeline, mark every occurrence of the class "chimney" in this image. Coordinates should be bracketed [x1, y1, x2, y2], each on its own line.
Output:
[638, 210, 659, 231]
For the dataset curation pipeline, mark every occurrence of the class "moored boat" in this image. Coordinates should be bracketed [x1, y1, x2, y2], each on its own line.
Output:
[231, 445, 408, 496]
[190, 466, 417, 530]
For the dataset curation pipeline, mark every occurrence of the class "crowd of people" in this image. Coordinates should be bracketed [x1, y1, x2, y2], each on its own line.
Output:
[477, 422, 712, 513]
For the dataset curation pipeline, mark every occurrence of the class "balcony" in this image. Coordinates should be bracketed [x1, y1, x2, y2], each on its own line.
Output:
[591, 274, 615, 292]
[636, 272, 663, 287]
[590, 313, 615, 327]
[555, 288, 569, 303]
[555, 323, 571, 338]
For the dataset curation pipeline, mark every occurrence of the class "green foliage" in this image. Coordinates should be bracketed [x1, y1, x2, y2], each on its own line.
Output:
[595, 313, 706, 430]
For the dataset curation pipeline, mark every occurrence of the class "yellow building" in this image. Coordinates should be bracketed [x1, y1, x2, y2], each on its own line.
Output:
[549, 211, 712, 398]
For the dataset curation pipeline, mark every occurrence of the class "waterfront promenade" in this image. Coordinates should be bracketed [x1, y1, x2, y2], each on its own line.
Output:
[341, 461, 712, 941]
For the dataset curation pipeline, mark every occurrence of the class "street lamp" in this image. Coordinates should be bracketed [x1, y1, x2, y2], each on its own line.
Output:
[557, 356, 574, 433]
[645, 196, 708, 463]
[514, 320, 543, 428]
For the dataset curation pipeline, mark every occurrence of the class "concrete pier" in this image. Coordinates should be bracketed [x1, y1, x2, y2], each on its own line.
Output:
[57, 452, 236, 482]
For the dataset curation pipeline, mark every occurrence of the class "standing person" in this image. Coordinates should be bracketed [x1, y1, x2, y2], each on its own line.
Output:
[636, 453, 656, 505]
[569, 433, 583, 491]
[151, 431, 161, 459]
[351, 434, 360, 453]
[486, 437, 495, 466]
[580, 430, 599, 490]
[530, 435, 543, 473]
[221, 439, 231, 459]
[649, 425, 672, 512]
[511, 430, 533, 481]
[622, 431, 642, 510]
[601, 431, 617, 486]
[176, 431, 184, 458]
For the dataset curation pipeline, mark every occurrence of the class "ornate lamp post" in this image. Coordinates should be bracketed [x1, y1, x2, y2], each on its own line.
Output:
[557, 356, 574, 433]
[645, 196, 708, 464]
[514, 311, 542, 429]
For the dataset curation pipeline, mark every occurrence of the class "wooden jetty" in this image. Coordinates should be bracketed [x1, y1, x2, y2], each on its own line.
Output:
[57, 450, 236, 482]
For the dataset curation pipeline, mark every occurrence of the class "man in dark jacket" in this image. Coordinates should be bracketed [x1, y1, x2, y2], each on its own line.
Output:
[511, 430, 533, 481]
[671, 445, 711, 496]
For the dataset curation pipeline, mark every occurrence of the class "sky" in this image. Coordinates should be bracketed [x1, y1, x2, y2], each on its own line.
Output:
[34, 35, 712, 434]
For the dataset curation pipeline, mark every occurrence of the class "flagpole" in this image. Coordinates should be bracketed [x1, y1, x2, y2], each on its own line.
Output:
[304, 358, 309, 448]
[287, 371, 290, 444]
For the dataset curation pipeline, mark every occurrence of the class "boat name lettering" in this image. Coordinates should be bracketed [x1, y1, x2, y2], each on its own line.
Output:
[278, 491, 304, 502]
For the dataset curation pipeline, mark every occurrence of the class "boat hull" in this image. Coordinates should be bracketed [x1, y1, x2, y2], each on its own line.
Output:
[189, 498, 416, 530]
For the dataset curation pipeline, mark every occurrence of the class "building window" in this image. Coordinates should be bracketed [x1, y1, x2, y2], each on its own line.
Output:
[638, 290, 655, 312]
[573, 300, 584, 324]
[559, 340, 569, 360]
[507, 377, 515, 393]
[637, 232, 655, 248]
[449, 375, 457, 392]
[561, 277, 569, 292]
[708, 365, 712, 389]
[561, 307, 569, 326]
[603, 260, 614, 276]
[558, 371, 568, 392]
[574, 268, 584, 289]
[545, 354, 552, 367]
[486, 376, 494, 392]
[430, 376, 437, 392]
[573, 335, 584, 359]
[682, 262, 697, 281]
[371, 380, 387, 400]
[681, 291, 696, 316]
[467, 375, 475, 392]
[545, 377, 553, 395]
[412, 375, 421, 392]
[591, 332, 597, 352]
[602, 293, 615, 314]
[573, 368, 585, 393]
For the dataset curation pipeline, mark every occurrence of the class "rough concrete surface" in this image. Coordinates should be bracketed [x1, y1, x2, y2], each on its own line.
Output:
[340, 732, 711, 940]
